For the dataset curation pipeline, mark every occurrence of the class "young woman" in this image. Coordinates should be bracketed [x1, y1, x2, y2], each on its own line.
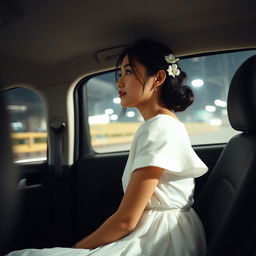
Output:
[7, 39, 208, 256]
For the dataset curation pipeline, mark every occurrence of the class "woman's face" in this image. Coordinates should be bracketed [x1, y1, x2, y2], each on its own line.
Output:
[116, 55, 155, 108]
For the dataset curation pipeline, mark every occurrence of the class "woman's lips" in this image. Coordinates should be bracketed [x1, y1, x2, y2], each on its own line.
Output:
[119, 91, 127, 97]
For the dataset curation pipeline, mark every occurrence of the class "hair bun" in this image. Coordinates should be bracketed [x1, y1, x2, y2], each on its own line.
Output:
[167, 85, 194, 112]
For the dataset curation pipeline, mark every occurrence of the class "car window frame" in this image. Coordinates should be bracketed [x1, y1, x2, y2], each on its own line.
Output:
[74, 48, 256, 159]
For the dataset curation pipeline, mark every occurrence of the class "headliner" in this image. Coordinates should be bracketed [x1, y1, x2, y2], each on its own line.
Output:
[0, 0, 256, 88]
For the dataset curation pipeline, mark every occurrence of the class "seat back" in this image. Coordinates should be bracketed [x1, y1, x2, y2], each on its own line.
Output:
[0, 93, 18, 252]
[194, 55, 256, 256]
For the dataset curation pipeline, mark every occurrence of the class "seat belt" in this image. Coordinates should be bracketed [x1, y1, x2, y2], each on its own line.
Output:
[50, 119, 66, 244]
[50, 119, 66, 180]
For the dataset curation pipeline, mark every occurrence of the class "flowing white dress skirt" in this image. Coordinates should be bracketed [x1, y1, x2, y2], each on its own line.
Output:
[6, 207, 206, 256]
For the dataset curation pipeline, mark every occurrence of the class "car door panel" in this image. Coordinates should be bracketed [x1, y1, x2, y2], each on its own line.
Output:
[73, 153, 126, 242]
[73, 144, 224, 242]
[5, 163, 52, 254]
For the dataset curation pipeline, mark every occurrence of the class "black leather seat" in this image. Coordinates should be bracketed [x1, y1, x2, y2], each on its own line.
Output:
[194, 55, 256, 256]
[0, 93, 18, 253]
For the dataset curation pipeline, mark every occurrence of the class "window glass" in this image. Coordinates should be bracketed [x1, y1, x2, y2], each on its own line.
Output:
[85, 50, 256, 153]
[4, 88, 47, 163]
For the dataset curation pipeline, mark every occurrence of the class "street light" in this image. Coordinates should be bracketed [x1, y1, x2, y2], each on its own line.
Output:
[214, 99, 227, 107]
[113, 97, 121, 104]
[89, 115, 109, 125]
[191, 79, 204, 88]
[205, 105, 216, 112]
[127, 111, 135, 118]
[105, 108, 114, 115]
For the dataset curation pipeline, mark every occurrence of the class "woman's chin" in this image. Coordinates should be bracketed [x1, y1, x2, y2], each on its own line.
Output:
[120, 101, 128, 107]
[120, 99, 137, 108]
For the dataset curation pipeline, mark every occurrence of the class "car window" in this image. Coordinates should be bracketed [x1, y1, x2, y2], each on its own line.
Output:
[3, 88, 47, 163]
[83, 50, 256, 153]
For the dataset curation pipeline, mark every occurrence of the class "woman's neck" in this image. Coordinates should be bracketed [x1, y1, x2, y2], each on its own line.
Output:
[138, 106, 178, 121]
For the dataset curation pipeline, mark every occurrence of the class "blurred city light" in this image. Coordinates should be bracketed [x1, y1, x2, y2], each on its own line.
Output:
[214, 99, 227, 107]
[205, 105, 216, 112]
[7, 105, 27, 111]
[105, 108, 114, 115]
[113, 97, 121, 104]
[191, 79, 204, 87]
[89, 114, 110, 124]
[126, 111, 135, 118]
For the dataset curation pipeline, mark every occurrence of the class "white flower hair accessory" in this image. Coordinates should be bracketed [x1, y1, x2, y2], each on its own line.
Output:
[165, 54, 179, 64]
[167, 64, 181, 78]
[165, 54, 181, 78]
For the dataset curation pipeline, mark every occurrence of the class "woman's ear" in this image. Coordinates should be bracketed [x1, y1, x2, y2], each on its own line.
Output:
[154, 70, 166, 88]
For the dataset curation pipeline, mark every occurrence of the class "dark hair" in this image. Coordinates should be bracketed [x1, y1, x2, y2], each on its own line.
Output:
[116, 39, 194, 112]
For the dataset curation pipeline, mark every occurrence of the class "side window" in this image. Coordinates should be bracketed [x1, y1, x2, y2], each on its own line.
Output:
[4, 88, 47, 163]
[84, 50, 256, 153]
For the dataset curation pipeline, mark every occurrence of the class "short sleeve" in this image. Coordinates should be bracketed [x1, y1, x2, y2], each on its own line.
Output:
[131, 119, 208, 178]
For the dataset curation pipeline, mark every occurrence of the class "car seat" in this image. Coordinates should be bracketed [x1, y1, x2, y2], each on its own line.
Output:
[194, 55, 256, 256]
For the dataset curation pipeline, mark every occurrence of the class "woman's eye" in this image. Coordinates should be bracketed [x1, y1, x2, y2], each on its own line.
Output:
[117, 68, 132, 77]
[125, 69, 132, 75]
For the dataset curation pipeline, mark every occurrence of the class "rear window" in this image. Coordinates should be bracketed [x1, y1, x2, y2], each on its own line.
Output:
[4, 88, 47, 163]
[82, 50, 256, 153]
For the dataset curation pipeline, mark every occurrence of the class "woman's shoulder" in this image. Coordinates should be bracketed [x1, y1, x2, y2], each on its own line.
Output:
[140, 114, 185, 133]
[133, 114, 189, 147]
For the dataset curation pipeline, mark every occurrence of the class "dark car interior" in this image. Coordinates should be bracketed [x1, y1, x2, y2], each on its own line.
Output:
[1, 0, 256, 255]
[194, 56, 256, 256]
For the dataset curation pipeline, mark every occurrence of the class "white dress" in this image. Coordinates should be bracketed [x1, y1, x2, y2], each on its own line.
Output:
[7, 114, 208, 256]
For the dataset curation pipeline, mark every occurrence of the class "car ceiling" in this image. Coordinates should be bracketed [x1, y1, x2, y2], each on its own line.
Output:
[0, 0, 256, 89]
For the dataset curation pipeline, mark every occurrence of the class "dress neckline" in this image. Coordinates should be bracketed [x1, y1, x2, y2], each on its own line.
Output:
[144, 114, 181, 124]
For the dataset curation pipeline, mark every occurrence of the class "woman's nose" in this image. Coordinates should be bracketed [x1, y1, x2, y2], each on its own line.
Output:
[116, 77, 124, 88]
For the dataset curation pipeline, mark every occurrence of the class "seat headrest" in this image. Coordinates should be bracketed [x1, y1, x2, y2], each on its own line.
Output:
[228, 55, 256, 132]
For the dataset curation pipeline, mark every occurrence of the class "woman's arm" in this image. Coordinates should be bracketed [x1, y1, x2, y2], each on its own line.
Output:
[75, 166, 163, 249]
